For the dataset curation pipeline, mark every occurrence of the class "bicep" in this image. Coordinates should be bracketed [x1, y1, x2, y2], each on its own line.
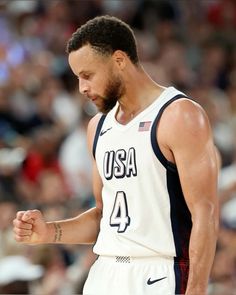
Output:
[175, 136, 218, 215]
[163, 100, 219, 216]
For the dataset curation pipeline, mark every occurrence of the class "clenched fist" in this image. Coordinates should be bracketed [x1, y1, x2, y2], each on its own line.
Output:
[13, 210, 51, 244]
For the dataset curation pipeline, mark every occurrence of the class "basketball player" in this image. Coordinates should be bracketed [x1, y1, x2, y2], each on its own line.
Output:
[13, 16, 219, 295]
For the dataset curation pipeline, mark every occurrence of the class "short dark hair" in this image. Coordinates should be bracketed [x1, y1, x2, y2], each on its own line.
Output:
[66, 15, 139, 64]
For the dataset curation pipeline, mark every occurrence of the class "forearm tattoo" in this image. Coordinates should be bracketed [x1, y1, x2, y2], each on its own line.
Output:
[53, 223, 62, 242]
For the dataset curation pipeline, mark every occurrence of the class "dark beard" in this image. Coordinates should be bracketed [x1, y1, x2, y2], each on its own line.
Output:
[101, 75, 125, 114]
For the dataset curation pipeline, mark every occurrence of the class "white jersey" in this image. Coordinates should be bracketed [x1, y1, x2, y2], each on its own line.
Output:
[93, 87, 192, 261]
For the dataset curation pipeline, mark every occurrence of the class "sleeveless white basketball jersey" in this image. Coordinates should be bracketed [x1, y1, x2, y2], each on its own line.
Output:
[93, 87, 192, 261]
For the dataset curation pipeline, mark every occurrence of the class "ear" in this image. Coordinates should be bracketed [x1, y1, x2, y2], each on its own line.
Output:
[112, 50, 127, 70]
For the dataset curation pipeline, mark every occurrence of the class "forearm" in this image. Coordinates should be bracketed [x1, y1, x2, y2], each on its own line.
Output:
[44, 207, 102, 244]
[186, 205, 219, 295]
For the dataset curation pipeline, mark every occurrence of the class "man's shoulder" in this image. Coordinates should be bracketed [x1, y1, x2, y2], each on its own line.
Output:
[167, 97, 201, 112]
[158, 97, 211, 147]
[87, 113, 105, 153]
[161, 98, 205, 127]
[88, 113, 104, 131]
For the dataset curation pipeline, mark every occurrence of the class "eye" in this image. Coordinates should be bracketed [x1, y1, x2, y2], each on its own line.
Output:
[81, 72, 93, 80]
[83, 74, 90, 80]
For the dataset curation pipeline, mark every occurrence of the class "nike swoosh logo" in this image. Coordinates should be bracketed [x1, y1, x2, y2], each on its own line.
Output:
[100, 127, 112, 136]
[147, 277, 167, 285]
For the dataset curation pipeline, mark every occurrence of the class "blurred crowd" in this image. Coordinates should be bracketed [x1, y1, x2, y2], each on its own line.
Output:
[0, 0, 236, 294]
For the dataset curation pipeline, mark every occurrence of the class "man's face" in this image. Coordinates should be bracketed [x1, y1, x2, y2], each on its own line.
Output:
[68, 45, 125, 113]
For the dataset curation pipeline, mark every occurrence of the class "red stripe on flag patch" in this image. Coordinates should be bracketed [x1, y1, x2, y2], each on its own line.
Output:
[138, 121, 152, 131]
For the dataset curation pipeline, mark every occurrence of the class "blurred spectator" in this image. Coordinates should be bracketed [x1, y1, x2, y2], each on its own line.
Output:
[30, 244, 70, 295]
[17, 126, 69, 205]
[0, 201, 23, 258]
[209, 225, 236, 295]
[218, 131, 236, 229]
[59, 109, 94, 206]
[0, 255, 43, 294]
[207, 0, 236, 30]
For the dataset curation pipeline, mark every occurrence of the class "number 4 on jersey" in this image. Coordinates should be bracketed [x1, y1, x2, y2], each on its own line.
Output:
[110, 191, 130, 233]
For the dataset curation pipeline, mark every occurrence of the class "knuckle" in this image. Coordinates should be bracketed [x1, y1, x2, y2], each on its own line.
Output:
[16, 211, 25, 219]
[33, 209, 41, 216]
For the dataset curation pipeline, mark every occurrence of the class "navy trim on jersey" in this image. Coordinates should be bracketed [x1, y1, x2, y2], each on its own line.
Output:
[174, 262, 181, 295]
[150, 93, 192, 294]
[92, 93, 191, 294]
[92, 114, 106, 159]
[174, 260, 189, 295]
[167, 168, 191, 294]
[150, 94, 188, 172]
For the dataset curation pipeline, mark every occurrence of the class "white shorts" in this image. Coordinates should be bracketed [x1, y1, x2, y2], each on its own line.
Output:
[83, 255, 188, 295]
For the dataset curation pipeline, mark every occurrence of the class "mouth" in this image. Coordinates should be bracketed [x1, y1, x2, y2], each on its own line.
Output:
[87, 95, 98, 102]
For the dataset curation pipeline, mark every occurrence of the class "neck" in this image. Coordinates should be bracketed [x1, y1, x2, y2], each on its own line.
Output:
[117, 65, 165, 121]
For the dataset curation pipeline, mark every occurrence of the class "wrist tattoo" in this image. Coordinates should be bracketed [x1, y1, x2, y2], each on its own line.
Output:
[53, 223, 62, 242]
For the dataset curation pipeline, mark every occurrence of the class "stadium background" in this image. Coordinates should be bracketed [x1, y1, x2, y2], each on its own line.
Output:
[0, 0, 236, 294]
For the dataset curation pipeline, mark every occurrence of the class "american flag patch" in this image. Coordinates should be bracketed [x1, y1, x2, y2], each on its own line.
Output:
[138, 121, 152, 131]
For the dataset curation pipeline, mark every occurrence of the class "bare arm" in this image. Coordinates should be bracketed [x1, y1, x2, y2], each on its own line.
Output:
[159, 99, 219, 295]
[13, 114, 103, 245]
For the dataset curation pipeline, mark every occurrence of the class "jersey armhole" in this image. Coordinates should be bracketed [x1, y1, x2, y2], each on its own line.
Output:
[92, 114, 106, 159]
[151, 94, 189, 172]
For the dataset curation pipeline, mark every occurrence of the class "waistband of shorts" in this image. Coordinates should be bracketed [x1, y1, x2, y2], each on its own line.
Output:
[97, 255, 175, 265]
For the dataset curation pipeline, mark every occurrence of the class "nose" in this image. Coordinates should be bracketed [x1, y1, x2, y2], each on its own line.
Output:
[79, 79, 90, 96]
